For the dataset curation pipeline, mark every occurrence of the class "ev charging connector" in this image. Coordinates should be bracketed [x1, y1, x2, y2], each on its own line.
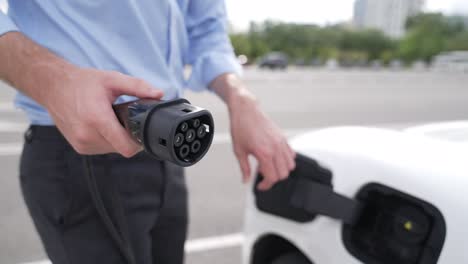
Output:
[113, 98, 214, 166]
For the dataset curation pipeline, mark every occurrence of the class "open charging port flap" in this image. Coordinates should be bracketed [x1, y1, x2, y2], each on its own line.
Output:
[342, 183, 446, 264]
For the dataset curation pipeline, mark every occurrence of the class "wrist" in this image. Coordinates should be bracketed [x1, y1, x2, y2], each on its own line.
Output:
[210, 73, 258, 111]
[226, 88, 258, 114]
[34, 60, 79, 108]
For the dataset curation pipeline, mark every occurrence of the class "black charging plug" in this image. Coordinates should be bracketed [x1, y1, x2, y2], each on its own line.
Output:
[114, 98, 214, 166]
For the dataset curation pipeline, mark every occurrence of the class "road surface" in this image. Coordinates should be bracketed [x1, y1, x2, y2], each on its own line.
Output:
[1, 68, 467, 263]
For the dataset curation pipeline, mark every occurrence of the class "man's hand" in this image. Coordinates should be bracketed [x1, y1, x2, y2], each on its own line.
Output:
[45, 68, 163, 157]
[0, 32, 163, 157]
[211, 74, 296, 191]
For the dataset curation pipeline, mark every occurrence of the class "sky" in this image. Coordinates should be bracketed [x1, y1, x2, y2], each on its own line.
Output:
[226, 0, 468, 31]
[1, 1, 467, 29]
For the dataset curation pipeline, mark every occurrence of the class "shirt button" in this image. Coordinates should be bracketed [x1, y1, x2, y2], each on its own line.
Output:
[24, 128, 33, 143]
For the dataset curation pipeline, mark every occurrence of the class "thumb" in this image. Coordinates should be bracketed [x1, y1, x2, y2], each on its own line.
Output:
[107, 72, 163, 99]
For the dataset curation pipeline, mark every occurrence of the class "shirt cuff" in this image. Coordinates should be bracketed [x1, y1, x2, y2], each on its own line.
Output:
[188, 52, 243, 92]
[0, 12, 19, 37]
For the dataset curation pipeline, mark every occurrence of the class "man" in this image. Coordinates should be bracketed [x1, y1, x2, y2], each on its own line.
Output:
[0, 1, 295, 264]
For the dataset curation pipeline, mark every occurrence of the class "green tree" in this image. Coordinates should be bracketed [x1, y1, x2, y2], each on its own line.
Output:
[230, 34, 251, 56]
[400, 13, 467, 63]
[229, 14, 468, 65]
[399, 30, 445, 62]
[446, 32, 468, 51]
[339, 29, 395, 61]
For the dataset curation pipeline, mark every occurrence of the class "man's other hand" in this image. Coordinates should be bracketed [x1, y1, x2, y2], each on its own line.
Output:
[211, 74, 296, 191]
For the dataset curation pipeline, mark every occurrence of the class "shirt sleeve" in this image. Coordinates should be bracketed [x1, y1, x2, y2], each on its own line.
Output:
[185, 0, 242, 92]
[0, 9, 19, 37]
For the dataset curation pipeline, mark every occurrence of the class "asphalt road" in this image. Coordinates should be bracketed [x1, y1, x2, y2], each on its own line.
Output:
[1, 68, 467, 264]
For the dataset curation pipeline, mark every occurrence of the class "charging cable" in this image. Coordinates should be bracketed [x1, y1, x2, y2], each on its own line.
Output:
[82, 156, 136, 264]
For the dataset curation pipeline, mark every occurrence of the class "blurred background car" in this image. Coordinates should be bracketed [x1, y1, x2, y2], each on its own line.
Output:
[258, 52, 289, 70]
[432, 51, 468, 73]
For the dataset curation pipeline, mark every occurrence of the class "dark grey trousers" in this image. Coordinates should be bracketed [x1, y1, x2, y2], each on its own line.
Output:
[19, 126, 188, 264]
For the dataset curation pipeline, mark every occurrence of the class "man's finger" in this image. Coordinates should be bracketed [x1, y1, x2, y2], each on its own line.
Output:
[107, 72, 163, 99]
[287, 143, 296, 160]
[58, 124, 114, 155]
[81, 134, 115, 154]
[275, 150, 290, 180]
[237, 152, 251, 183]
[256, 158, 278, 191]
[96, 105, 142, 157]
[257, 177, 275, 191]
[284, 141, 296, 171]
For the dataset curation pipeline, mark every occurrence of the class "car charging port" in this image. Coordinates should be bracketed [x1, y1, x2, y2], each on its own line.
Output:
[342, 183, 446, 264]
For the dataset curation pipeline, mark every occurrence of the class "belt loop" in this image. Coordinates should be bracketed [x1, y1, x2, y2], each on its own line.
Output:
[24, 126, 33, 143]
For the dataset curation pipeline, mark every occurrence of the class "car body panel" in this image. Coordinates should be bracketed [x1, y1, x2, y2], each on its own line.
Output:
[405, 121, 468, 143]
[244, 126, 468, 263]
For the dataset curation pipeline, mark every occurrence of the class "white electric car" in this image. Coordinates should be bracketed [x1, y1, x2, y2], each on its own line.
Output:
[243, 122, 468, 264]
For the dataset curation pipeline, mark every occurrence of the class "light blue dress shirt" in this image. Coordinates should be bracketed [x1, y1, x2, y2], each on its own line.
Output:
[0, 1, 241, 125]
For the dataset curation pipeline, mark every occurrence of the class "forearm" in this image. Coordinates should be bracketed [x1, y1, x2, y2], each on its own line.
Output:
[209, 73, 257, 111]
[0, 32, 76, 107]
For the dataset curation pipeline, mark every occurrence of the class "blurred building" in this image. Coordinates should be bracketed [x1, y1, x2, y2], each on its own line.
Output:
[354, 0, 425, 38]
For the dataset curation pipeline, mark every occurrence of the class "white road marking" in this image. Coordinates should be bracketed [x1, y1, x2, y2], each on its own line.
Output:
[0, 143, 22, 156]
[0, 102, 18, 112]
[19, 233, 245, 264]
[0, 121, 27, 132]
[185, 233, 244, 253]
